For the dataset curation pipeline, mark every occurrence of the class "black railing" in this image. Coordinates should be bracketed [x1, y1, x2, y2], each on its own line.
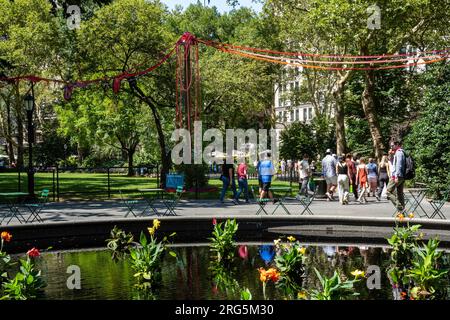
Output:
[0, 165, 160, 201]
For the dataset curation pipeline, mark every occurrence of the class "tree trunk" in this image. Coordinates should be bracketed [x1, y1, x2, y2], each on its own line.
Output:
[332, 71, 352, 156]
[148, 104, 170, 188]
[127, 148, 135, 177]
[14, 84, 24, 169]
[6, 101, 15, 164]
[128, 81, 170, 188]
[362, 69, 385, 161]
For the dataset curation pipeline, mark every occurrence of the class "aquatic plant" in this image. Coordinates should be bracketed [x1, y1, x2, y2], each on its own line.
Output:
[128, 219, 176, 289]
[309, 268, 361, 300]
[1, 248, 46, 300]
[209, 219, 238, 267]
[106, 226, 135, 260]
[273, 236, 307, 297]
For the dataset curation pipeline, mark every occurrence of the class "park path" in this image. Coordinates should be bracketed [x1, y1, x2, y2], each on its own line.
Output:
[2, 193, 449, 226]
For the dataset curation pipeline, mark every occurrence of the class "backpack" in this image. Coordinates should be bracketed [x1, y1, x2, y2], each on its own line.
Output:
[403, 150, 415, 180]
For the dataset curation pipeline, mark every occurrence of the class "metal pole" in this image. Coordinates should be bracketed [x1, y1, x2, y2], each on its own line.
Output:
[27, 83, 35, 196]
[107, 167, 111, 198]
[156, 164, 160, 188]
[56, 164, 60, 202]
[17, 167, 21, 192]
[52, 167, 56, 202]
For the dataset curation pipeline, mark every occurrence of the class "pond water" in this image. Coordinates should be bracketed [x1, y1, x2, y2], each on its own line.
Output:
[29, 244, 450, 300]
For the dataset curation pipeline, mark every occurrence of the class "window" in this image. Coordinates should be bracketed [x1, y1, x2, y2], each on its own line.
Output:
[296, 109, 299, 121]
[308, 108, 312, 120]
[303, 108, 307, 122]
[295, 81, 299, 90]
[290, 110, 294, 122]
[290, 83, 294, 91]
[278, 98, 282, 107]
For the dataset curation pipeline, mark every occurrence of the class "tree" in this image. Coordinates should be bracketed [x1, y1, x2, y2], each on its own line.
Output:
[265, 0, 450, 160]
[405, 62, 450, 195]
[279, 122, 317, 161]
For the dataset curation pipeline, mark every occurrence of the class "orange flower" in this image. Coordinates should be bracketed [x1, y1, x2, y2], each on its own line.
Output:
[259, 268, 268, 282]
[397, 213, 405, 222]
[1, 231, 12, 242]
[259, 267, 280, 283]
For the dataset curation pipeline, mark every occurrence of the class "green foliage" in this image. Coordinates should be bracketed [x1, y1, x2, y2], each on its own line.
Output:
[309, 268, 360, 300]
[1, 257, 46, 300]
[128, 221, 176, 289]
[273, 238, 307, 296]
[279, 122, 317, 161]
[106, 226, 135, 260]
[240, 288, 253, 300]
[405, 63, 450, 196]
[387, 223, 421, 287]
[175, 163, 209, 189]
[407, 239, 448, 300]
[209, 219, 238, 267]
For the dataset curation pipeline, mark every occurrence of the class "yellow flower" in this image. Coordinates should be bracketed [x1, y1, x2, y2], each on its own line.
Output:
[298, 247, 306, 255]
[351, 269, 365, 279]
[396, 213, 405, 222]
[153, 219, 161, 230]
[148, 227, 155, 236]
[297, 291, 307, 300]
[408, 212, 414, 219]
[419, 232, 424, 240]
[273, 239, 281, 246]
[287, 236, 296, 242]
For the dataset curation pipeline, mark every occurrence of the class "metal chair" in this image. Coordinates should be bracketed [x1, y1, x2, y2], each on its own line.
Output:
[119, 190, 141, 218]
[24, 189, 49, 223]
[429, 186, 449, 219]
[251, 186, 271, 215]
[294, 186, 318, 215]
[162, 185, 184, 216]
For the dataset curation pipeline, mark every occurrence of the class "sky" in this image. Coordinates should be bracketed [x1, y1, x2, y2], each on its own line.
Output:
[161, 0, 263, 13]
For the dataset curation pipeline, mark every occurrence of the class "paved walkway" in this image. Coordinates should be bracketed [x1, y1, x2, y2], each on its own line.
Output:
[2, 193, 449, 226]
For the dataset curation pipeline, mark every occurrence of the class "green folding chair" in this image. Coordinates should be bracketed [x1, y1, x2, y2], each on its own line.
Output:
[251, 186, 271, 215]
[295, 186, 318, 215]
[429, 186, 449, 220]
[24, 189, 49, 223]
[119, 190, 141, 218]
[162, 186, 185, 216]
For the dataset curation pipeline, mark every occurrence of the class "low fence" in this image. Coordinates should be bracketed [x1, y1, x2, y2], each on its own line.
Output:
[0, 165, 160, 201]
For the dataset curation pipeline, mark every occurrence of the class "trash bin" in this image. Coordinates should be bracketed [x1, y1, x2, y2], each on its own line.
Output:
[309, 177, 327, 198]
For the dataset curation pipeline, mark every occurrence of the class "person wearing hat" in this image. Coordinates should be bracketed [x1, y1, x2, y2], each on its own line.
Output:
[322, 148, 338, 201]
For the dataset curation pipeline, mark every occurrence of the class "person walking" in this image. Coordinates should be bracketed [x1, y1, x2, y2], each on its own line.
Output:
[346, 153, 358, 201]
[386, 141, 406, 212]
[356, 157, 369, 203]
[236, 160, 249, 203]
[321, 149, 338, 201]
[219, 158, 238, 204]
[367, 158, 378, 197]
[376, 155, 390, 201]
[336, 155, 351, 205]
[298, 154, 311, 197]
[259, 152, 276, 202]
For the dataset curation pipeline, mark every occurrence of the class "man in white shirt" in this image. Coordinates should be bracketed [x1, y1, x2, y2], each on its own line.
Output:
[298, 154, 311, 196]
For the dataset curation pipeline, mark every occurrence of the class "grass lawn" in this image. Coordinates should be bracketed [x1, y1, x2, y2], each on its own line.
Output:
[0, 172, 297, 201]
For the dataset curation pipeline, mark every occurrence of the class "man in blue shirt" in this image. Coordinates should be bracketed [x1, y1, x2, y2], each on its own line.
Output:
[258, 152, 276, 202]
[386, 141, 406, 211]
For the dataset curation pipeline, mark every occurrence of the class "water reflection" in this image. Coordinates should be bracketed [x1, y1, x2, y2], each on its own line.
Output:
[33, 244, 447, 300]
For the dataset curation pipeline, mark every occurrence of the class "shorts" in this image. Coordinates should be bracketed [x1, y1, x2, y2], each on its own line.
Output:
[325, 176, 337, 185]
[262, 182, 271, 192]
[258, 178, 263, 188]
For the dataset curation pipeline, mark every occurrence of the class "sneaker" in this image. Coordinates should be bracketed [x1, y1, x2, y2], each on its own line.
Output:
[232, 199, 238, 205]
[326, 192, 332, 201]
[375, 195, 380, 201]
